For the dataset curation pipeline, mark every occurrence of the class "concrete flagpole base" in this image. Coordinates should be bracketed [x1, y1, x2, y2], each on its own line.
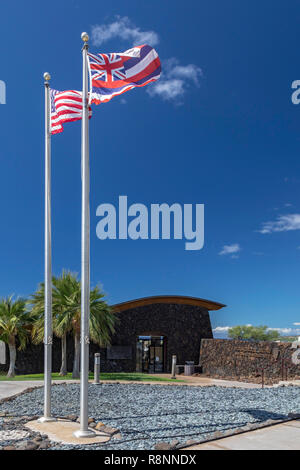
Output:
[73, 429, 96, 438]
[38, 416, 57, 423]
[26, 419, 109, 445]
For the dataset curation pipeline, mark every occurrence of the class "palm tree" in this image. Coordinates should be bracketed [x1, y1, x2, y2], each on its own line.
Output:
[30, 277, 71, 376]
[44, 272, 80, 377]
[0, 296, 32, 377]
[30, 271, 115, 378]
[53, 272, 115, 378]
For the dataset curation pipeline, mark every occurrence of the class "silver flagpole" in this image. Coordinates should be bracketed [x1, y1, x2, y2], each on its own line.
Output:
[38, 73, 56, 423]
[74, 32, 95, 438]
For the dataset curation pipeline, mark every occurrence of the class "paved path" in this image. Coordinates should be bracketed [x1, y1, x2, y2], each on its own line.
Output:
[0, 381, 80, 401]
[155, 374, 271, 388]
[0, 381, 44, 400]
[0, 375, 269, 403]
[183, 420, 300, 450]
[0, 374, 285, 402]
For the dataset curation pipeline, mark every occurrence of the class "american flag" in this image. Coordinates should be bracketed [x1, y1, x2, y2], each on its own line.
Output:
[50, 89, 92, 135]
[88, 44, 161, 105]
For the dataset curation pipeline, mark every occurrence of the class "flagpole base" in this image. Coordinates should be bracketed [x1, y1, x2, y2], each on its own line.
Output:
[38, 416, 57, 423]
[73, 429, 96, 438]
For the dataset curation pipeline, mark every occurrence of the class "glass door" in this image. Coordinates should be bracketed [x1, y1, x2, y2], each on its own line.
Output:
[137, 336, 165, 373]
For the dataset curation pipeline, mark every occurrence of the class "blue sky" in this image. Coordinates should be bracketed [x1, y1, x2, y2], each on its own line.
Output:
[1, 0, 300, 337]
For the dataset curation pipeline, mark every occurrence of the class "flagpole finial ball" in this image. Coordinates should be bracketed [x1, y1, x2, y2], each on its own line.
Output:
[43, 72, 51, 81]
[81, 32, 89, 42]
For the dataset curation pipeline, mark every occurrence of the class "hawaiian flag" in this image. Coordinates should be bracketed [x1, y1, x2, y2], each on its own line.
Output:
[88, 44, 161, 105]
[50, 89, 92, 135]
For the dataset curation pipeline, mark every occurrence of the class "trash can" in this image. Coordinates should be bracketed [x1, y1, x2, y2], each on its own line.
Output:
[184, 361, 195, 376]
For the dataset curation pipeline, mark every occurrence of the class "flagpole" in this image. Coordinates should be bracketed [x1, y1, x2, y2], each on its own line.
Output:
[74, 32, 95, 438]
[38, 73, 56, 423]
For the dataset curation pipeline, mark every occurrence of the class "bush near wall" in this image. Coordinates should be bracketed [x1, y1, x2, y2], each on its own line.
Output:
[200, 338, 300, 380]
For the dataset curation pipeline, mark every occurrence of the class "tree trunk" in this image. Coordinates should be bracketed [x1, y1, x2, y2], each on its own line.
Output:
[72, 332, 80, 378]
[59, 333, 67, 376]
[7, 338, 16, 378]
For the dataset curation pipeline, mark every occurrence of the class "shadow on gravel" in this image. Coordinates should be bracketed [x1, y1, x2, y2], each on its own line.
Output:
[241, 409, 288, 421]
[99, 406, 286, 422]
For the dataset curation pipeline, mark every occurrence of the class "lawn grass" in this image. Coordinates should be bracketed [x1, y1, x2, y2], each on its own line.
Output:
[0, 372, 183, 383]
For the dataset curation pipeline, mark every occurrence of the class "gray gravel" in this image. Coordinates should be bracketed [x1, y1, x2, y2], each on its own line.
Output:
[0, 383, 299, 450]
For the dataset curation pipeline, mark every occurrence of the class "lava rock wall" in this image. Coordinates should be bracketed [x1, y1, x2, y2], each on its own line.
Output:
[200, 338, 300, 380]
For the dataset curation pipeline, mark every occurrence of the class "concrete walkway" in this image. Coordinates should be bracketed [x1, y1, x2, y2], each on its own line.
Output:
[155, 374, 272, 388]
[0, 380, 80, 401]
[276, 380, 300, 387]
[183, 420, 300, 450]
[0, 381, 44, 401]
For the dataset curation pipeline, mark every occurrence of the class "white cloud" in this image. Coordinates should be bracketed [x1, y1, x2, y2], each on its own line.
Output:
[293, 322, 300, 326]
[171, 64, 202, 85]
[268, 327, 300, 335]
[212, 326, 231, 339]
[148, 79, 185, 101]
[213, 325, 252, 339]
[148, 58, 202, 103]
[213, 326, 231, 333]
[219, 243, 241, 256]
[91, 16, 159, 47]
[258, 214, 300, 234]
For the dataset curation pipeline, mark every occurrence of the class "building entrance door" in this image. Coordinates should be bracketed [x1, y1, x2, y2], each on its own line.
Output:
[137, 336, 165, 373]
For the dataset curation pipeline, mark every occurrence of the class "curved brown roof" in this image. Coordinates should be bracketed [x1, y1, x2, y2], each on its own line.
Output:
[112, 295, 226, 312]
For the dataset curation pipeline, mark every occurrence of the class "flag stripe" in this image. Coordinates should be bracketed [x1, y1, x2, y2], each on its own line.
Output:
[90, 85, 135, 104]
[125, 49, 159, 79]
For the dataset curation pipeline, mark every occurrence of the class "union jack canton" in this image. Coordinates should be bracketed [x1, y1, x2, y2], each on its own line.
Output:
[87, 44, 161, 104]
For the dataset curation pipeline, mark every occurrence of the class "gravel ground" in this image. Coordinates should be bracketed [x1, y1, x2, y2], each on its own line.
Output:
[0, 383, 300, 450]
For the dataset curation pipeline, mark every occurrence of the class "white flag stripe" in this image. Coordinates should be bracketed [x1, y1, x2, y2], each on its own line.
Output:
[90, 85, 134, 103]
[125, 49, 158, 79]
[51, 110, 92, 125]
[55, 98, 84, 106]
[51, 125, 62, 132]
[54, 104, 91, 114]
[55, 91, 82, 99]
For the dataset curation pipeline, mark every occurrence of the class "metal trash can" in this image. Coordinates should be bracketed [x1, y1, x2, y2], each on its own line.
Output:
[184, 361, 195, 376]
